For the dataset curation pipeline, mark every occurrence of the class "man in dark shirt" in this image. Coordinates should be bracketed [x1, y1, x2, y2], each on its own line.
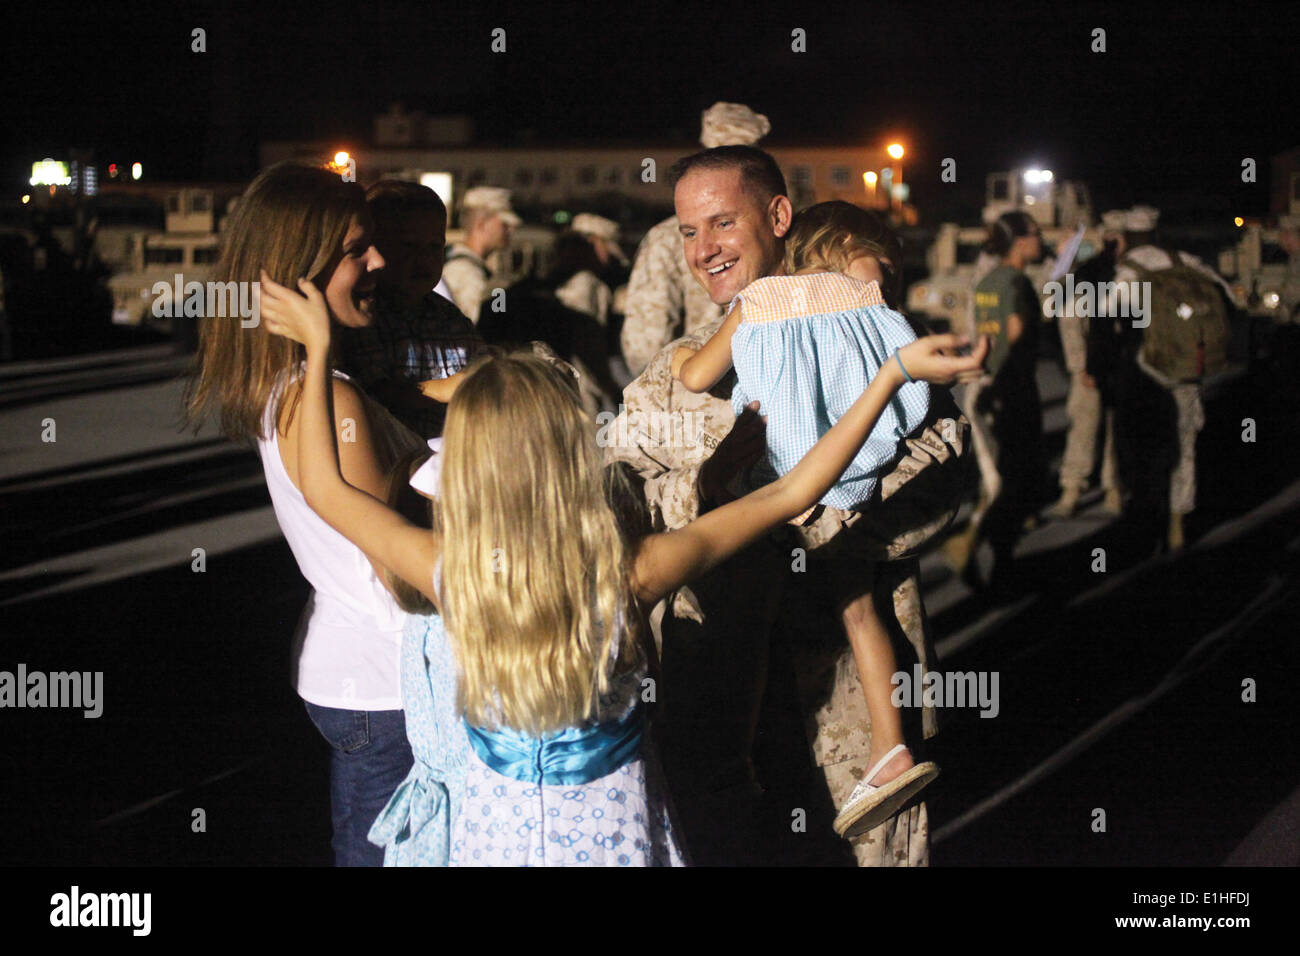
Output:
[339, 181, 485, 439]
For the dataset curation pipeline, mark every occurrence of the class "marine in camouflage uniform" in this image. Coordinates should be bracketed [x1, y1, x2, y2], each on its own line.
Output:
[1055, 297, 1118, 511]
[1108, 222, 1232, 539]
[604, 320, 969, 866]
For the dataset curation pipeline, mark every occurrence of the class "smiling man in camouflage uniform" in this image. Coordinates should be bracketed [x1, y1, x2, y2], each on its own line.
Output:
[619, 103, 771, 377]
[604, 145, 962, 866]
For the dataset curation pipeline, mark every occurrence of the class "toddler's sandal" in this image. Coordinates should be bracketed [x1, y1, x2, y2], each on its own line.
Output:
[833, 744, 940, 840]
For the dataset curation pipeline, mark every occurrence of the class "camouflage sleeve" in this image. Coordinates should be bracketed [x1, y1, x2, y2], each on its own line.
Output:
[441, 259, 487, 324]
[621, 219, 686, 378]
[1107, 262, 1136, 316]
[602, 322, 731, 531]
[600, 378, 706, 532]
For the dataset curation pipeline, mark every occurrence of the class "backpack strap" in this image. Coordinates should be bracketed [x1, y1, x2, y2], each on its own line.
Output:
[444, 249, 490, 279]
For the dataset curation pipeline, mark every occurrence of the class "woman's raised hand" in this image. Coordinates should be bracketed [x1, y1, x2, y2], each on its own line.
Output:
[259, 271, 331, 353]
[895, 334, 989, 386]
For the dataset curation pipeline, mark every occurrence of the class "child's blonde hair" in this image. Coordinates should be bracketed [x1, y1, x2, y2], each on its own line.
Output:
[783, 201, 904, 306]
[438, 353, 640, 736]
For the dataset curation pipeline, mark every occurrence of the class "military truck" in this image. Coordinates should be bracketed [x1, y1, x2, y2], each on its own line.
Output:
[906, 169, 1101, 330]
[1217, 224, 1293, 320]
[107, 189, 222, 330]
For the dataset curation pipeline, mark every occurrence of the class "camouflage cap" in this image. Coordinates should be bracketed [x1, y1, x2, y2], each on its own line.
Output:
[1123, 205, 1160, 232]
[461, 186, 521, 227]
[571, 212, 620, 242]
[1100, 209, 1127, 234]
[699, 102, 771, 148]
[572, 212, 628, 265]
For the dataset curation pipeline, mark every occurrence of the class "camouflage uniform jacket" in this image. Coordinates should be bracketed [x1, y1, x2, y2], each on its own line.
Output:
[619, 216, 724, 377]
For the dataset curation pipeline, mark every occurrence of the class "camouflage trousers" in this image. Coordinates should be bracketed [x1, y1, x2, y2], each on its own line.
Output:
[1170, 382, 1204, 516]
[1060, 379, 1119, 493]
[656, 546, 935, 867]
[788, 561, 935, 867]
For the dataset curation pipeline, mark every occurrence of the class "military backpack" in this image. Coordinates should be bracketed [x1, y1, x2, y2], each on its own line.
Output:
[1123, 250, 1230, 382]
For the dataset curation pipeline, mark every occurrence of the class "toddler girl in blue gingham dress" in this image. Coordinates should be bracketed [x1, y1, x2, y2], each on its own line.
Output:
[670, 204, 942, 841]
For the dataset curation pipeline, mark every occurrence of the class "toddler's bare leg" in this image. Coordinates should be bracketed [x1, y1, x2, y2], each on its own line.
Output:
[836, 566, 914, 787]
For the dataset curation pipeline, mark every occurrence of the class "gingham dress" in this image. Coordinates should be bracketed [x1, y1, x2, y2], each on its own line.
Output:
[729, 273, 930, 510]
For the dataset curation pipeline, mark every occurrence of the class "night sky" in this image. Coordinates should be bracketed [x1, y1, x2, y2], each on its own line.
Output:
[5, 0, 1296, 217]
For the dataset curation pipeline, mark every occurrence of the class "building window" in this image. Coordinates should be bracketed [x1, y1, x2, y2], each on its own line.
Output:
[830, 166, 850, 187]
[792, 165, 813, 185]
[192, 247, 218, 264]
[468, 168, 486, 186]
[578, 166, 597, 186]
[540, 167, 558, 185]
[515, 168, 534, 187]
[145, 247, 184, 265]
[605, 166, 622, 185]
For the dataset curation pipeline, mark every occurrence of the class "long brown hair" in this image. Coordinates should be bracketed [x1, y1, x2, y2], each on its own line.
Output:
[185, 162, 366, 441]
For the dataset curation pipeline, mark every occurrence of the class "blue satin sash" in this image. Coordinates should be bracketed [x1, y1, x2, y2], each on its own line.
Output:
[464, 705, 645, 786]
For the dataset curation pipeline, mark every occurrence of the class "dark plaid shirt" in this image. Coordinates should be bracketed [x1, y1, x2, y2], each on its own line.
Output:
[339, 290, 485, 439]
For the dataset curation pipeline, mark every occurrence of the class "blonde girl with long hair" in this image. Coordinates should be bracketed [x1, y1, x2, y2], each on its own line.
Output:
[258, 268, 987, 866]
[186, 162, 426, 866]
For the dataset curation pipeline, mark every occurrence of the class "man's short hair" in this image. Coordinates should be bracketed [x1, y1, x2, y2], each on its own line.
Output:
[668, 145, 788, 207]
[365, 180, 447, 227]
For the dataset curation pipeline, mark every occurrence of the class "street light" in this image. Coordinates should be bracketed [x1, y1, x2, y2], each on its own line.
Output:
[885, 144, 904, 212]
[334, 151, 350, 167]
[863, 170, 878, 207]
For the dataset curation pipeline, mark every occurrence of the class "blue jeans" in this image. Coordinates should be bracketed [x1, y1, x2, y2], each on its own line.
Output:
[303, 702, 414, 867]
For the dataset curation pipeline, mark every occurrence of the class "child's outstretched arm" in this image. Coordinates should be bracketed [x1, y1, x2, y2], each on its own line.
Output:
[671, 302, 744, 392]
[632, 334, 988, 605]
[260, 273, 441, 607]
[419, 369, 468, 403]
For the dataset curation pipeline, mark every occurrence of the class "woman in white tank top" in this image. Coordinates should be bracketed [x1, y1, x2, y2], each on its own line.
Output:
[186, 162, 425, 865]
